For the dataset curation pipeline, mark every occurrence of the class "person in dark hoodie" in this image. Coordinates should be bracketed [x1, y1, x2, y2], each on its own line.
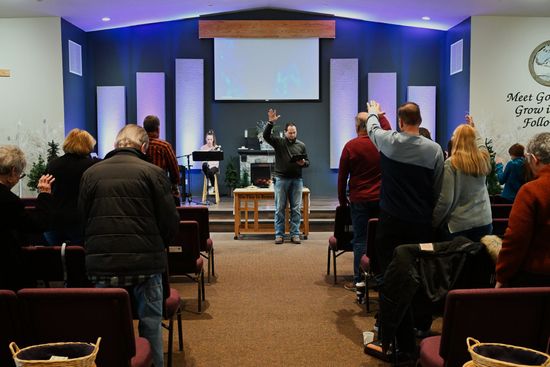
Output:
[79, 124, 179, 367]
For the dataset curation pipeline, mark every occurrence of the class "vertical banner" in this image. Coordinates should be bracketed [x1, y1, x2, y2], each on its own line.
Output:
[97, 86, 126, 158]
[175, 59, 204, 168]
[368, 73, 397, 128]
[136, 72, 166, 140]
[330, 58, 358, 169]
[407, 86, 436, 139]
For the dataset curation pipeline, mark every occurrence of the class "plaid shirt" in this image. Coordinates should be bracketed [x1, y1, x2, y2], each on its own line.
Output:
[89, 274, 153, 287]
[146, 137, 181, 185]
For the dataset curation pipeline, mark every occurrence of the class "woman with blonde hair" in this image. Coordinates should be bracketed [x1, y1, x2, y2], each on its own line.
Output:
[433, 115, 492, 241]
[44, 128, 99, 244]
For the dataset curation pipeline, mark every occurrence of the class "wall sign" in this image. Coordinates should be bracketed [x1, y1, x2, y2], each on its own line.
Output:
[529, 40, 550, 87]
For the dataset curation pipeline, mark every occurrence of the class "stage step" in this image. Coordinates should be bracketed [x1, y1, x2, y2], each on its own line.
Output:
[207, 207, 335, 232]
[210, 218, 334, 233]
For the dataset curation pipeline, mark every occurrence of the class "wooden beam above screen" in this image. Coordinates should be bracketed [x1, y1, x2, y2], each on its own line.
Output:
[0, 69, 11, 77]
[199, 20, 335, 39]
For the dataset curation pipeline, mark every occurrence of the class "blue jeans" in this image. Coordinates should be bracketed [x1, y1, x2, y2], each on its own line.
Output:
[350, 201, 379, 283]
[96, 274, 164, 367]
[274, 177, 303, 238]
[443, 223, 493, 243]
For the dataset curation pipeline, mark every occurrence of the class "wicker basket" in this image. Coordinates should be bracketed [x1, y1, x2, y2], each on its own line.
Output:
[9, 338, 100, 367]
[467, 337, 550, 367]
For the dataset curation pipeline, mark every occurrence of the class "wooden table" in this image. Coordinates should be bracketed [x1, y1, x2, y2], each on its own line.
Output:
[233, 187, 310, 239]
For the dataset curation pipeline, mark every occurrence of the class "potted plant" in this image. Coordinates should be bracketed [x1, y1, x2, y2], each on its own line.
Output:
[224, 157, 239, 197]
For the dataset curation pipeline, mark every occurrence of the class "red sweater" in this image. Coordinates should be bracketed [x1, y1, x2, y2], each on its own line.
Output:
[337, 115, 391, 204]
[496, 165, 550, 284]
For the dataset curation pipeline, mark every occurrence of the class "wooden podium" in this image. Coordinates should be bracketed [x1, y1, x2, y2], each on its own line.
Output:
[233, 187, 310, 239]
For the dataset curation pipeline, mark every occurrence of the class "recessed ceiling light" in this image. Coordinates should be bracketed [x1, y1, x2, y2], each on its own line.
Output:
[422, 16, 431, 21]
[102, 17, 111, 22]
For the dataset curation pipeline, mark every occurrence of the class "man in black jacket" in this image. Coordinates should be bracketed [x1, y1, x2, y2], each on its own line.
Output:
[79, 124, 179, 367]
[263, 108, 309, 245]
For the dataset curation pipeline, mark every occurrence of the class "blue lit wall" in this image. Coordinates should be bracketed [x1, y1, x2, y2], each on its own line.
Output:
[60, 19, 89, 135]
[441, 18, 471, 145]
[62, 9, 453, 197]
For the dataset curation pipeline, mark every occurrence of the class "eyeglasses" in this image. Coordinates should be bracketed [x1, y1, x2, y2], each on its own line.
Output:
[19, 173, 26, 179]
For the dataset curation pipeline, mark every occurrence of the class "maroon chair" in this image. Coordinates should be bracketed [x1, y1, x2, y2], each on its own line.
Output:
[161, 273, 183, 367]
[177, 206, 215, 282]
[17, 288, 153, 367]
[327, 205, 354, 284]
[491, 204, 513, 218]
[418, 287, 550, 367]
[0, 290, 19, 367]
[492, 218, 509, 237]
[167, 220, 205, 313]
[359, 217, 379, 312]
[20, 197, 38, 208]
[20, 245, 92, 288]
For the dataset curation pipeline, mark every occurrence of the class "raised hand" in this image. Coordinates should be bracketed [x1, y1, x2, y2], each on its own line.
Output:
[466, 114, 475, 127]
[37, 174, 55, 194]
[366, 100, 384, 117]
[267, 108, 280, 123]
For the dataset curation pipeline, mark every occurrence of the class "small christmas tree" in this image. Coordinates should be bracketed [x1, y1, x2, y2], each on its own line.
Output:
[26, 140, 60, 192]
[27, 154, 46, 192]
[47, 140, 60, 163]
[485, 138, 502, 196]
[224, 157, 239, 196]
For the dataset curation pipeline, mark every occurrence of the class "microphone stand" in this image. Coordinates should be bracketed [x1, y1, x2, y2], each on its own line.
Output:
[177, 154, 194, 204]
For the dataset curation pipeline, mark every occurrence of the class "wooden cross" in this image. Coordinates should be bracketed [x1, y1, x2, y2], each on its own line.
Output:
[0, 69, 11, 77]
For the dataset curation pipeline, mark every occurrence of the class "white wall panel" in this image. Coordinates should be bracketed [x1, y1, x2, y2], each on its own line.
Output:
[368, 73, 397, 129]
[136, 72, 165, 140]
[407, 86, 436, 140]
[330, 59, 358, 169]
[97, 86, 126, 158]
[175, 59, 204, 168]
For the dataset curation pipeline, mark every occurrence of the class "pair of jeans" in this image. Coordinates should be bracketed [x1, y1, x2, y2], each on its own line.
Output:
[96, 274, 164, 367]
[350, 201, 379, 283]
[273, 177, 303, 238]
[442, 223, 493, 243]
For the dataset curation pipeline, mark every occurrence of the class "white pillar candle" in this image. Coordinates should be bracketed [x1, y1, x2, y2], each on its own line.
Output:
[244, 129, 248, 138]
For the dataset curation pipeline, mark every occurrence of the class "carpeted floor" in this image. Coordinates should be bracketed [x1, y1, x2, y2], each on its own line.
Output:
[164, 231, 397, 366]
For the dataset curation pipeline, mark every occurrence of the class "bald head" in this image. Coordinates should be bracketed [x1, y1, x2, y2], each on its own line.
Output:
[356, 112, 369, 134]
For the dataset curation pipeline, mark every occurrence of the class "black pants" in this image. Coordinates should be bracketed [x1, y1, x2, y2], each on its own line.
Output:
[375, 209, 433, 275]
[375, 209, 434, 353]
[202, 162, 219, 187]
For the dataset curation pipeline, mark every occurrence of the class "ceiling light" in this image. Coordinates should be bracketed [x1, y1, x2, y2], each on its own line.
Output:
[422, 16, 431, 21]
[102, 17, 111, 22]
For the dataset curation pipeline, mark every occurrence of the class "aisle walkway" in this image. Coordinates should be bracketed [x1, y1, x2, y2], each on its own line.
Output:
[168, 232, 387, 366]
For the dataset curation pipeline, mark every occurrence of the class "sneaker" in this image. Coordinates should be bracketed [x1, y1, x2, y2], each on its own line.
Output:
[275, 237, 284, 245]
[208, 187, 215, 195]
[291, 235, 301, 244]
[344, 282, 357, 291]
